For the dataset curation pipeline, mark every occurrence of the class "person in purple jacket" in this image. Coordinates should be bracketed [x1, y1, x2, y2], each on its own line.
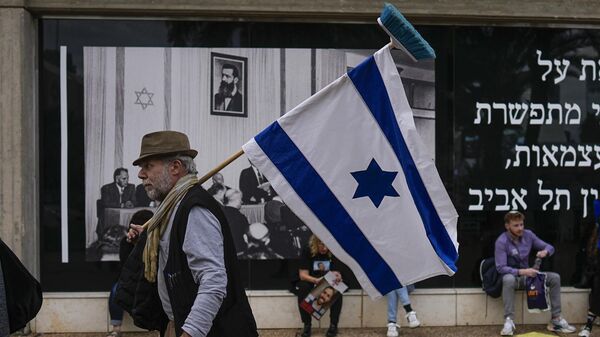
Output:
[495, 211, 575, 336]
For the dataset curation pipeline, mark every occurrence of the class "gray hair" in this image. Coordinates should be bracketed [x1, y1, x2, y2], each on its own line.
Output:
[163, 154, 197, 175]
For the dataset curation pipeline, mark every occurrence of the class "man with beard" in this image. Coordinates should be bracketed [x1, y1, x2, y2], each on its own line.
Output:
[214, 63, 243, 112]
[495, 211, 575, 336]
[117, 131, 257, 337]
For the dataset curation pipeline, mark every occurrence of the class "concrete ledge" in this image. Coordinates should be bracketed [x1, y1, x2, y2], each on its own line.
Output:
[34, 288, 590, 333]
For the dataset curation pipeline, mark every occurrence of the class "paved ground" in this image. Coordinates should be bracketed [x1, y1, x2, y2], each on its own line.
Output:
[21, 325, 587, 337]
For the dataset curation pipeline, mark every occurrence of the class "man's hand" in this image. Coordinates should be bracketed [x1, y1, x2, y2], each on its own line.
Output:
[519, 268, 538, 278]
[536, 250, 549, 258]
[181, 332, 192, 337]
[124, 200, 134, 208]
[126, 224, 145, 243]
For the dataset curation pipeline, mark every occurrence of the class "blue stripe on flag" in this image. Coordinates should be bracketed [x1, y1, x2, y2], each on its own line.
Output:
[254, 122, 402, 295]
[348, 55, 458, 271]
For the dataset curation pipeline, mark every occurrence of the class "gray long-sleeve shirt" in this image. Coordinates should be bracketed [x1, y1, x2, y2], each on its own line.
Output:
[157, 204, 227, 337]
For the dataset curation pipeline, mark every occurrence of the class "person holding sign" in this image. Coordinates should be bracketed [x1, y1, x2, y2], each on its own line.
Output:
[495, 211, 575, 335]
[297, 235, 344, 337]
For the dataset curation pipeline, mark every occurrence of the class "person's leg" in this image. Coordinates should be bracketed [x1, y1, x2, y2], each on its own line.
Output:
[502, 274, 524, 319]
[326, 295, 343, 337]
[397, 286, 415, 313]
[296, 281, 314, 325]
[546, 272, 562, 318]
[386, 289, 399, 323]
[329, 294, 343, 326]
[580, 272, 600, 336]
[545, 272, 575, 333]
[108, 283, 124, 333]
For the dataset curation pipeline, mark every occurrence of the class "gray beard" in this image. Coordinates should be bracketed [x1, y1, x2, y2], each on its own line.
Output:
[145, 168, 173, 201]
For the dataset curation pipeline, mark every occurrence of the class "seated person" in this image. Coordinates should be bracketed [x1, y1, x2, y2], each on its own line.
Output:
[107, 209, 153, 337]
[296, 235, 343, 337]
[239, 161, 272, 204]
[496, 211, 575, 336]
[97, 168, 136, 238]
[385, 285, 420, 337]
[221, 189, 250, 256]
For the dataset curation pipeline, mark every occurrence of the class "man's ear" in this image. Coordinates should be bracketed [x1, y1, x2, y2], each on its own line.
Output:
[234, 77, 239, 85]
[504, 222, 510, 230]
[169, 159, 184, 176]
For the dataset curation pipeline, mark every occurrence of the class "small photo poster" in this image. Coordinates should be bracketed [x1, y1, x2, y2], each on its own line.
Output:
[300, 271, 348, 320]
[211, 52, 248, 117]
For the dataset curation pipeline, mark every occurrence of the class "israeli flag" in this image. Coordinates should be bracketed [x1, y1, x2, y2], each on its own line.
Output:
[243, 45, 459, 298]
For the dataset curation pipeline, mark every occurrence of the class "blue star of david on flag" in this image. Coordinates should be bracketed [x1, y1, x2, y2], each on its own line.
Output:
[351, 159, 399, 207]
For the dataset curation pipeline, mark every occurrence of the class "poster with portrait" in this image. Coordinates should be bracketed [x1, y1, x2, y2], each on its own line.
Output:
[300, 271, 348, 320]
[211, 53, 248, 117]
[83, 47, 434, 261]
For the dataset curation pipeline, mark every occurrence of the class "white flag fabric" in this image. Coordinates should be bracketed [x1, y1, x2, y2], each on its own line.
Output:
[243, 45, 459, 298]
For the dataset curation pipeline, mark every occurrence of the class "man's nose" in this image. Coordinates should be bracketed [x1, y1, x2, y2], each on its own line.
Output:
[138, 169, 146, 179]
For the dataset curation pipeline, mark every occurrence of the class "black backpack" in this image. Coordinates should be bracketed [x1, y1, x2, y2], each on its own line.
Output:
[480, 257, 502, 298]
[0, 239, 43, 333]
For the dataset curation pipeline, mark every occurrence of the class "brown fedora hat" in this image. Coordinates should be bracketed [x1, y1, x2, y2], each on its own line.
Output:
[132, 131, 198, 166]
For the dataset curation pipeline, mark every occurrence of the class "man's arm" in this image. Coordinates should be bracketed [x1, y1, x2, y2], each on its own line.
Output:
[181, 206, 227, 337]
[100, 184, 120, 208]
[529, 230, 555, 256]
[495, 237, 518, 276]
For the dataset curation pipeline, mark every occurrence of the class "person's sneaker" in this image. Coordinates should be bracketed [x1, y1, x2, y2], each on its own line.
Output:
[300, 323, 311, 337]
[578, 326, 591, 337]
[406, 311, 421, 328]
[548, 317, 576, 333]
[325, 324, 338, 337]
[386, 322, 399, 337]
[500, 317, 515, 336]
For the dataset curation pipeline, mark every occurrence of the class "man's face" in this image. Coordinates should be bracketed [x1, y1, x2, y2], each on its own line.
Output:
[115, 171, 129, 188]
[317, 288, 334, 305]
[213, 173, 224, 186]
[138, 159, 174, 201]
[506, 219, 525, 237]
[221, 68, 236, 84]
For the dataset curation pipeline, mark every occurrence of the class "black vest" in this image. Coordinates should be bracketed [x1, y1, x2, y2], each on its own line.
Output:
[116, 185, 257, 337]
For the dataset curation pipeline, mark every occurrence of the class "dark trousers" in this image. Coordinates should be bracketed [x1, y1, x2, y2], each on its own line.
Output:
[296, 281, 343, 326]
[109, 283, 124, 325]
[590, 273, 600, 316]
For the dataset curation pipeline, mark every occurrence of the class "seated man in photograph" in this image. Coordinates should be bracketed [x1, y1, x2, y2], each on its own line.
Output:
[495, 211, 575, 336]
[239, 161, 272, 204]
[101, 168, 136, 209]
[207, 172, 231, 197]
[221, 189, 250, 256]
[97, 168, 136, 238]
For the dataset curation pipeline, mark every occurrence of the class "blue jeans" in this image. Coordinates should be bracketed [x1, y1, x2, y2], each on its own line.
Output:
[386, 285, 414, 323]
[109, 283, 124, 326]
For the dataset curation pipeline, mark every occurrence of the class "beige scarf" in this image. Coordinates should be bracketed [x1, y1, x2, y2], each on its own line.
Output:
[142, 174, 199, 282]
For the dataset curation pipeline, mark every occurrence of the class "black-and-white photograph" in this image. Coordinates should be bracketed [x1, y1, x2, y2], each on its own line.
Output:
[83, 47, 434, 261]
[211, 52, 247, 117]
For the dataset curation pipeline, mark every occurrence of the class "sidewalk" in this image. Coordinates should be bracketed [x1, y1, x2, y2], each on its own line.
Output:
[25, 325, 576, 337]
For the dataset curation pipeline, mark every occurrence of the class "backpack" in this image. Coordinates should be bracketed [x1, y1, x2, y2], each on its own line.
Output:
[480, 257, 502, 298]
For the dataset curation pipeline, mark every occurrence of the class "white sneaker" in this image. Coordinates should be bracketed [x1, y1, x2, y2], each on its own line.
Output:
[500, 317, 515, 336]
[405, 311, 421, 328]
[578, 327, 591, 337]
[548, 317, 576, 333]
[386, 322, 399, 337]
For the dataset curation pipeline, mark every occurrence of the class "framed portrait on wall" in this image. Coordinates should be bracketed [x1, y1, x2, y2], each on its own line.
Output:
[211, 52, 248, 117]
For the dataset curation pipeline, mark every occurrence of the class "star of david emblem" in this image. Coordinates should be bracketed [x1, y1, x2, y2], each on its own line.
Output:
[350, 158, 400, 208]
[134, 87, 154, 110]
